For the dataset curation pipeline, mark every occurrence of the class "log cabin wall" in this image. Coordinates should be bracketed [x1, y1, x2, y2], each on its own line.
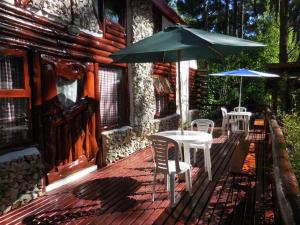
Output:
[189, 68, 208, 109]
[0, 0, 191, 203]
[0, 0, 119, 189]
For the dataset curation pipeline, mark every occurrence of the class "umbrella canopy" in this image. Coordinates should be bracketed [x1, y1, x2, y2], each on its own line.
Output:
[110, 25, 266, 133]
[111, 25, 266, 63]
[210, 68, 279, 108]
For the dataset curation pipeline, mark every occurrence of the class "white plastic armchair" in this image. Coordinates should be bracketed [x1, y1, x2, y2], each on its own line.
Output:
[234, 106, 247, 112]
[233, 106, 247, 130]
[221, 107, 238, 133]
[191, 119, 214, 134]
[189, 119, 214, 180]
[221, 107, 229, 134]
[148, 135, 192, 208]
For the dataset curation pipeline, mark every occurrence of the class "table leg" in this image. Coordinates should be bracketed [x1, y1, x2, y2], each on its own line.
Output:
[183, 144, 191, 165]
[245, 116, 249, 136]
[205, 143, 212, 181]
[183, 144, 192, 190]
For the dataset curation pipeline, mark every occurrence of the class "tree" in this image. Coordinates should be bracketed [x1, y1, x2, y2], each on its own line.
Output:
[172, 0, 299, 61]
[233, 0, 238, 36]
[279, 0, 289, 63]
[225, 0, 230, 34]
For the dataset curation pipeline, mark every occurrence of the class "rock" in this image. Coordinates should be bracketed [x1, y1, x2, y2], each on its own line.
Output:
[32, 193, 38, 199]
[3, 205, 12, 214]
[20, 194, 32, 203]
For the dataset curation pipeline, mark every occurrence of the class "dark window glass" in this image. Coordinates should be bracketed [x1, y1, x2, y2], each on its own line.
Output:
[0, 98, 30, 147]
[56, 76, 84, 109]
[99, 67, 128, 128]
[153, 75, 176, 117]
[0, 50, 31, 151]
[104, 0, 124, 25]
[0, 55, 24, 89]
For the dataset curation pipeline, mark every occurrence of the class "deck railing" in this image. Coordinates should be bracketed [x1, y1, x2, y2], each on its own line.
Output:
[266, 107, 300, 225]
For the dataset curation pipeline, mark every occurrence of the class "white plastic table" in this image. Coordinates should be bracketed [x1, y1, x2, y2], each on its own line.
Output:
[155, 130, 213, 181]
[227, 111, 252, 136]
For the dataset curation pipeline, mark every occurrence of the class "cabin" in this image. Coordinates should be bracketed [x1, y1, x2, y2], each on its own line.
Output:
[0, 0, 201, 214]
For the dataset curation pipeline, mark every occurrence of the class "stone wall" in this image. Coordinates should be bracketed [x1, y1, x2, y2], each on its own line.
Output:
[0, 148, 44, 215]
[102, 114, 179, 164]
[30, 0, 72, 22]
[29, 0, 101, 35]
[128, 0, 156, 135]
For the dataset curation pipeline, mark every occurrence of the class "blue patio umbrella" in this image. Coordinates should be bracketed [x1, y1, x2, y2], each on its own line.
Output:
[210, 68, 279, 108]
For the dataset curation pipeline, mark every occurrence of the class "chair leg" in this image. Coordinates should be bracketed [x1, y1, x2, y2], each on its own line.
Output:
[165, 174, 170, 191]
[185, 170, 192, 195]
[203, 150, 207, 171]
[206, 148, 212, 181]
[152, 171, 157, 202]
[222, 118, 226, 135]
[170, 174, 175, 207]
[193, 148, 197, 164]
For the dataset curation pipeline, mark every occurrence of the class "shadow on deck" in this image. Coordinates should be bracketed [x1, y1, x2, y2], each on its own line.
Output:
[0, 129, 275, 225]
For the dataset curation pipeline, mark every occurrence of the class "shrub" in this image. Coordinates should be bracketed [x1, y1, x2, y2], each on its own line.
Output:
[282, 112, 300, 182]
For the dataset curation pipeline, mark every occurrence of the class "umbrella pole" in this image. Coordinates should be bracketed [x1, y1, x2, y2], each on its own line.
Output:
[177, 50, 184, 134]
[238, 76, 243, 108]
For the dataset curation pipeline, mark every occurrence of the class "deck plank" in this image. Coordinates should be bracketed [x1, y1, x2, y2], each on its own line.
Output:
[0, 130, 275, 225]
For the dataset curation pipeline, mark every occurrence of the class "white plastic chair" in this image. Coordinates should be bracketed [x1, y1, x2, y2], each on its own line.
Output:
[189, 119, 214, 180]
[234, 106, 247, 112]
[221, 107, 238, 134]
[149, 135, 192, 207]
[221, 107, 229, 134]
[233, 106, 247, 130]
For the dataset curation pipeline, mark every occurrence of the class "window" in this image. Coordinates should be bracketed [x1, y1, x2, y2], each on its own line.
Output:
[40, 55, 86, 111]
[153, 75, 175, 117]
[0, 49, 31, 150]
[98, 0, 125, 26]
[56, 76, 83, 109]
[99, 67, 128, 129]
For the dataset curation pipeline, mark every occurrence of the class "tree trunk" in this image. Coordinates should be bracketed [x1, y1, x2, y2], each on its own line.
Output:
[225, 0, 230, 34]
[279, 0, 288, 63]
[233, 0, 238, 36]
[240, 0, 244, 38]
[204, 0, 208, 31]
[279, 0, 290, 111]
[253, 0, 257, 16]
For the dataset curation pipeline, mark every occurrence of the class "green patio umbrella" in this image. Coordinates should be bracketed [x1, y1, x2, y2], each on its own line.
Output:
[110, 25, 266, 133]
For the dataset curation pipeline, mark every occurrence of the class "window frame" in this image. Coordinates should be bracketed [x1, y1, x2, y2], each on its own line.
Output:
[153, 74, 175, 118]
[98, 0, 126, 27]
[0, 49, 31, 99]
[0, 48, 32, 151]
[98, 65, 129, 130]
[39, 54, 89, 123]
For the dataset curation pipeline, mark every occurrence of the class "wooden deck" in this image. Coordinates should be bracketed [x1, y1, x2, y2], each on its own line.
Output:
[0, 130, 275, 225]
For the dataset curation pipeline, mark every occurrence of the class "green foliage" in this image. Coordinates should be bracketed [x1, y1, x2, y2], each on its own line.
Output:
[203, 14, 279, 108]
[282, 112, 300, 181]
[167, 0, 299, 111]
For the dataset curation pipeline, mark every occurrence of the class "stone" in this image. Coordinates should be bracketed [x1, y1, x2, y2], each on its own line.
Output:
[12, 200, 21, 209]
[32, 193, 38, 199]
[3, 205, 12, 214]
[20, 194, 32, 203]
[30, 0, 72, 22]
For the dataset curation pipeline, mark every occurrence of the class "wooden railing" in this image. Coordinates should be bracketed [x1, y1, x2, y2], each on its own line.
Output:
[266, 107, 300, 225]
